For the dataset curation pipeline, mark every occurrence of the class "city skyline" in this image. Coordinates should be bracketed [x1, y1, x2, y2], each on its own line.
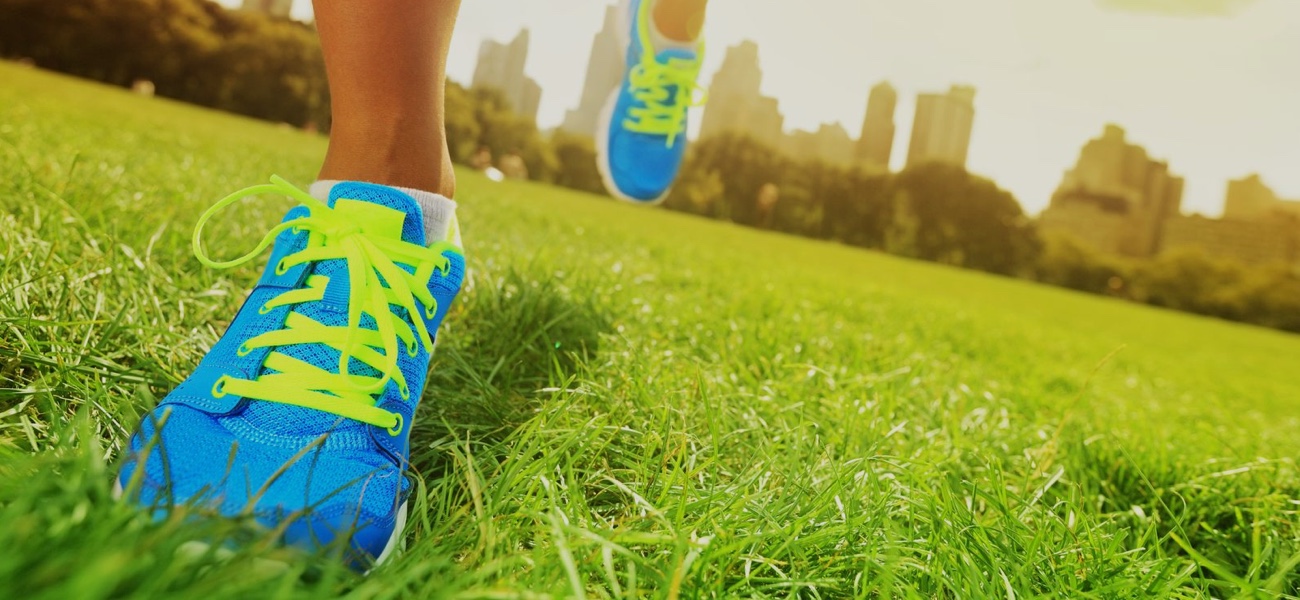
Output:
[217, 0, 1300, 218]
[1038, 124, 1298, 267]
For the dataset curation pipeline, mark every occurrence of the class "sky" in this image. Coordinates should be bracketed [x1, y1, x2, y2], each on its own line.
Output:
[252, 0, 1299, 216]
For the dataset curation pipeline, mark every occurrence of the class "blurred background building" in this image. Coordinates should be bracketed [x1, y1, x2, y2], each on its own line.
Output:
[855, 81, 896, 171]
[698, 41, 785, 148]
[701, 42, 911, 170]
[560, 5, 623, 138]
[472, 29, 542, 122]
[1039, 124, 1183, 258]
[906, 85, 976, 168]
[1223, 174, 1300, 220]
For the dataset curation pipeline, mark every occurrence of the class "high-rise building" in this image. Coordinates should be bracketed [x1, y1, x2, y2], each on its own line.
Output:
[472, 29, 542, 122]
[906, 85, 976, 168]
[241, 0, 293, 18]
[1224, 174, 1300, 221]
[790, 123, 856, 167]
[1057, 125, 1183, 219]
[698, 41, 784, 147]
[1039, 124, 1185, 257]
[855, 81, 896, 170]
[561, 6, 625, 138]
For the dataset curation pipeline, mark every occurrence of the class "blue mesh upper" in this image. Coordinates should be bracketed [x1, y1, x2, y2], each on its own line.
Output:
[120, 182, 463, 565]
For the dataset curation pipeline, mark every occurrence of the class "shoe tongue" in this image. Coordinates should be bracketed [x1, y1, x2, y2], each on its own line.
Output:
[326, 182, 427, 247]
[655, 47, 697, 65]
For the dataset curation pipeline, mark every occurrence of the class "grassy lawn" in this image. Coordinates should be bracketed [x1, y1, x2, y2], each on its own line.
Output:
[2, 62, 1298, 598]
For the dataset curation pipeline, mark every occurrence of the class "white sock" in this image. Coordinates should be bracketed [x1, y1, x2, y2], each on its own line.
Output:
[309, 180, 458, 244]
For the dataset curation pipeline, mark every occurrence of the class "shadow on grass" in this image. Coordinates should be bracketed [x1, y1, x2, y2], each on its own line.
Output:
[412, 265, 613, 450]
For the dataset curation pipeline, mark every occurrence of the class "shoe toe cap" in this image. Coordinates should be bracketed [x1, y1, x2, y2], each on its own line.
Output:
[119, 404, 406, 564]
[118, 403, 238, 507]
[280, 501, 403, 566]
[606, 131, 686, 202]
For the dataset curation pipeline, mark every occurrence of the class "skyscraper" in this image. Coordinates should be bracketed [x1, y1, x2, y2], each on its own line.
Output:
[241, 0, 293, 18]
[698, 41, 784, 147]
[1057, 125, 1183, 219]
[906, 85, 976, 168]
[561, 6, 625, 138]
[855, 81, 896, 170]
[1224, 174, 1300, 221]
[471, 30, 542, 122]
[1039, 124, 1185, 257]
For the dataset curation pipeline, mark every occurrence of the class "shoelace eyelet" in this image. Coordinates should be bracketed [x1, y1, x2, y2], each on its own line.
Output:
[405, 341, 419, 358]
[257, 303, 273, 315]
[387, 413, 403, 436]
[274, 259, 290, 275]
[399, 382, 410, 400]
[211, 375, 230, 398]
[236, 343, 252, 357]
[423, 301, 438, 321]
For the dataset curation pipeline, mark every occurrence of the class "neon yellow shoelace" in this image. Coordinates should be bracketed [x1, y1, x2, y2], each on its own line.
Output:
[192, 176, 459, 435]
[622, 0, 707, 148]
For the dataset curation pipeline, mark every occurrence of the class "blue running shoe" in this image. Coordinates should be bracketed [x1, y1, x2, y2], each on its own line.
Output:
[117, 177, 464, 568]
[597, 0, 707, 204]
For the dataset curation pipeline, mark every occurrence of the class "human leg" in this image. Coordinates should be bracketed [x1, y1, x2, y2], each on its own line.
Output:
[118, 0, 466, 569]
[315, 0, 461, 197]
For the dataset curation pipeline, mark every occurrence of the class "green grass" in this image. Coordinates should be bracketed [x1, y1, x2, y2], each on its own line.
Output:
[2, 62, 1298, 598]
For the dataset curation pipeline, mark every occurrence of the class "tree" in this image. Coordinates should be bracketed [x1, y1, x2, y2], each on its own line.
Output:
[892, 163, 1040, 275]
[682, 134, 792, 227]
[665, 166, 725, 218]
[1130, 251, 1247, 314]
[470, 87, 557, 182]
[0, 0, 327, 129]
[444, 81, 482, 164]
[819, 168, 893, 248]
[549, 132, 605, 195]
[1034, 233, 1128, 295]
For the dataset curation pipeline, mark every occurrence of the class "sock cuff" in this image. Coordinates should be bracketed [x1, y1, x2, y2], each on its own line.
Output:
[309, 179, 458, 244]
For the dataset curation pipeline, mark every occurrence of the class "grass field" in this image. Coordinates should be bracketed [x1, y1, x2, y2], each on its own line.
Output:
[2, 62, 1299, 598]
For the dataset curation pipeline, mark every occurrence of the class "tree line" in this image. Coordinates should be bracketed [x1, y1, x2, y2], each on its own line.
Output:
[3, 0, 1298, 333]
[0, 0, 329, 128]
